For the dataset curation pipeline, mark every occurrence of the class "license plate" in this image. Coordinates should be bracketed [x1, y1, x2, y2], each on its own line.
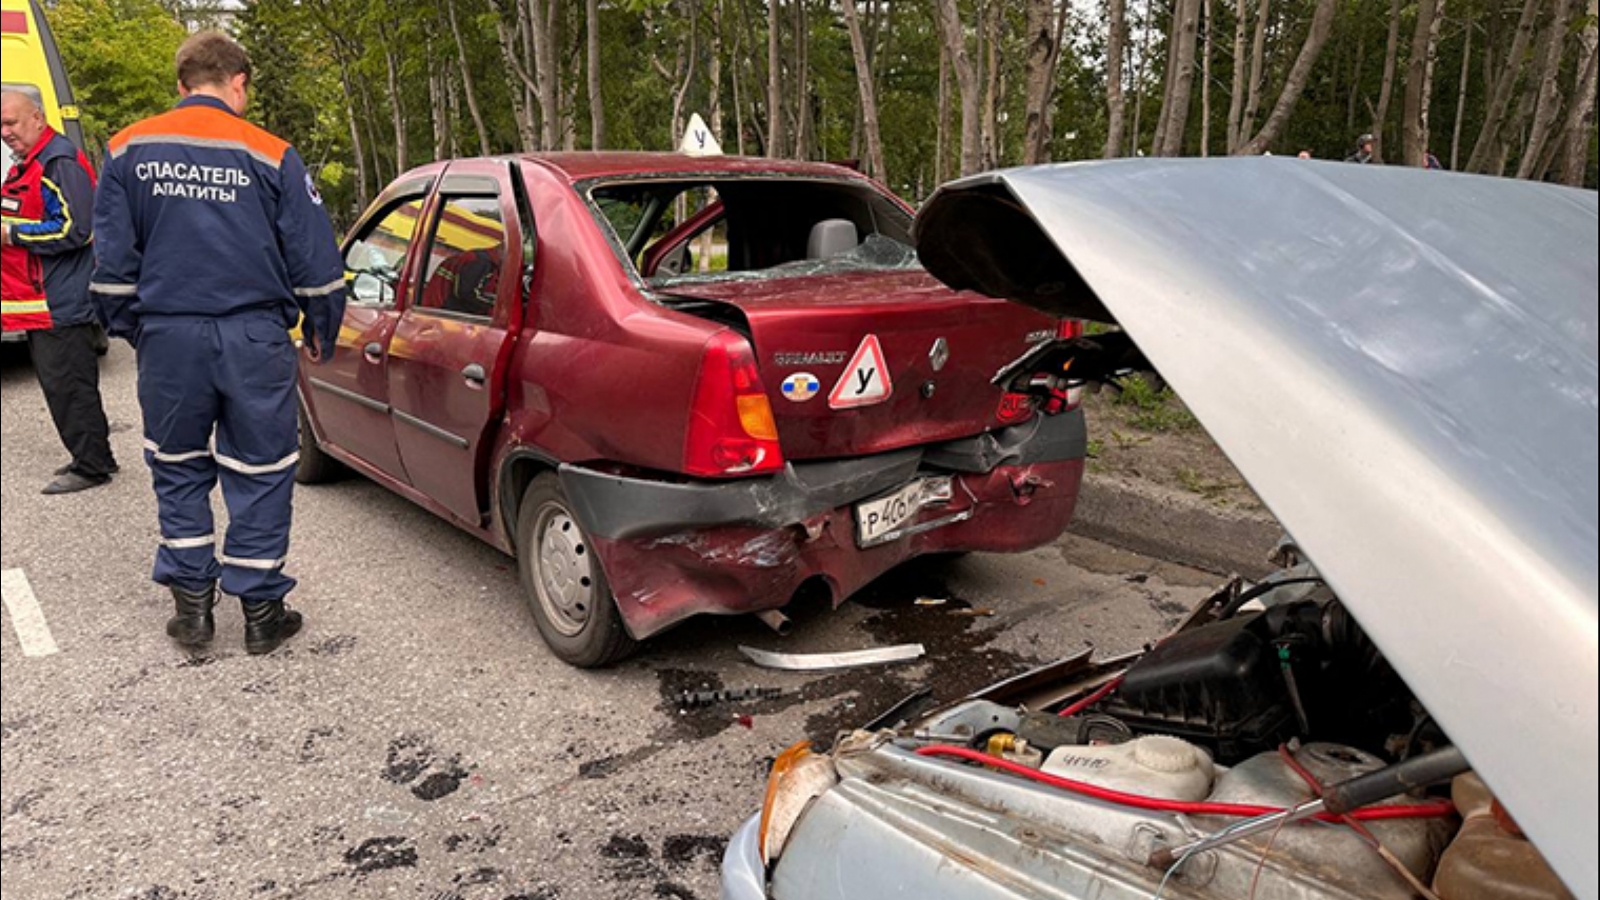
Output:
[855, 478, 955, 548]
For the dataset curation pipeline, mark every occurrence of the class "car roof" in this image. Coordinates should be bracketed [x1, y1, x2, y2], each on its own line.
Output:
[917, 158, 1599, 900]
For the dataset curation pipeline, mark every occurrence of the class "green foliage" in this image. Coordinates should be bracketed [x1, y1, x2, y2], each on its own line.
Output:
[58, 0, 1589, 224]
[49, 0, 187, 151]
[1114, 374, 1198, 432]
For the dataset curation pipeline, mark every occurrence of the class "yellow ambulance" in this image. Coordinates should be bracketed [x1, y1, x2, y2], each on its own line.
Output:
[1, 0, 85, 169]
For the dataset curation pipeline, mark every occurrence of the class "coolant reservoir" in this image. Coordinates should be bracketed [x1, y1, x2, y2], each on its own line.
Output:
[1434, 773, 1575, 900]
[1040, 734, 1214, 801]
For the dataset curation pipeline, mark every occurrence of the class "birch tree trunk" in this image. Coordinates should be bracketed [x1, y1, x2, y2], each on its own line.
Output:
[1152, 3, 1182, 154]
[1201, 0, 1213, 156]
[1346, 34, 1366, 133]
[447, 0, 493, 155]
[1466, 0, 1541, 173]
[731, 14, 748, 155]
[1106, 0, 1130, 158]
[1236, 0, 1337, 155]
[937, 36, 951, 180]
[525, 0, 561, 149]
[428, 51, 449, 161]
[333, 45, 370, 209]
[1517, 0, 1576, 178]
[1451, 24, 1473, 171]
[1157, 0, 1202, 156]
[767, 0, 784, 157]
[382, 35, 409, 172]
[494, 0, 537, 150]
[1226, 0, 1248, 151]
[709, 0, 725, 141]
[1401, 0, 1452, 166]
[1369, 0, 1401, 161]
[585, 0, 604, 149]
[793, 0, 811, 159]
[1132, 0, 1154, 153]
[1240, 0, 1272, 145]
[841, 0, 887, 180]
[981, 0, 1003, 168]
[1560, 2, 1599, 186]
[934, 0, 983, 175]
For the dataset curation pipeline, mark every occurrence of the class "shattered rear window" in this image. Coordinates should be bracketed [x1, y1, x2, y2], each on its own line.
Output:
[585, 177, 920, 289]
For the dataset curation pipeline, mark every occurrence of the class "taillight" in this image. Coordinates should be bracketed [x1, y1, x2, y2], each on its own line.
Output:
[684, 332, 785, 477]
[1044, 319, 1085, 414]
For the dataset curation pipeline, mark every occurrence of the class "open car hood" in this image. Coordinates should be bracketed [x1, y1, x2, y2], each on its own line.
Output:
[917, 159, 1599, 899]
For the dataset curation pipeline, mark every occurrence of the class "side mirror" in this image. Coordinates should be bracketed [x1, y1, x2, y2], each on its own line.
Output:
[351, 271, 388, 305]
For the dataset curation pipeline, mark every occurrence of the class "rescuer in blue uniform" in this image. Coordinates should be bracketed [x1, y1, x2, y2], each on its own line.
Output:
[91, 32, 345, 654]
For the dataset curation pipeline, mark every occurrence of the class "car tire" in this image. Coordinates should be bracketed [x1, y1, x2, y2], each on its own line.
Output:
[516, 474, 638, 668]
[294, 401, 343, 485]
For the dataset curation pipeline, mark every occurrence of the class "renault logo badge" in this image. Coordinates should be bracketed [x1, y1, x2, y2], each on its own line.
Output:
[929, 338, 950, 373]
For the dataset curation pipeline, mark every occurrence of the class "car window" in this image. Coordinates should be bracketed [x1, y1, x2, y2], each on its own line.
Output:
[418, 194, 505, 320]
[344, 197, 425, 308]
[587, 179, 917, 288]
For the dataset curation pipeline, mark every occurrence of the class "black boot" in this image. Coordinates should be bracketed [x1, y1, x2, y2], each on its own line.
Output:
[166, 583, 217, 646]
[243, 598, 303, 655]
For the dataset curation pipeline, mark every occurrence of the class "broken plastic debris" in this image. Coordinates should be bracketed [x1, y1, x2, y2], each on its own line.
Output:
[914, 597, 949, 607]
[738, 643, 926, 672]
[676, 687, 784, 710]
[949, 607, 997, 618]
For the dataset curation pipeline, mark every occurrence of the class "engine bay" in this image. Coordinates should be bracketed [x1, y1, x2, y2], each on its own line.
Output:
[885, 564, 1576, 900]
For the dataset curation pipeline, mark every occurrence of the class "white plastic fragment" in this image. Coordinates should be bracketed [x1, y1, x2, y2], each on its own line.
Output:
[737, 643, 926, 672]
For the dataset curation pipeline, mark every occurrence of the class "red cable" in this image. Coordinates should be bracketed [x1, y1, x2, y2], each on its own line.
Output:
[914, 746, 1456, 823]
[1057, 676, 1124, 718]
[1278, 745, 1385, 844]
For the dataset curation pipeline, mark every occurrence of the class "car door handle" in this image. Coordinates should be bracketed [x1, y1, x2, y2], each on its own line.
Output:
[363, 342, 384, 364]
[462, 363, 487, 387]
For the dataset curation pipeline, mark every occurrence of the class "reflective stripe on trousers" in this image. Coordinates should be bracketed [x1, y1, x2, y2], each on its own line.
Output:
[137, 313, 300, 601]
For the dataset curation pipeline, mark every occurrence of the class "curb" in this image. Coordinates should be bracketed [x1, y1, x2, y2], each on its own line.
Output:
[1067, 473, 1282, 579]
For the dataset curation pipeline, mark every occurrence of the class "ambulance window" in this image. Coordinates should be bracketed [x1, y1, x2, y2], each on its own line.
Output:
[344, 197, 425, 308]
[418, 195, 505, 321]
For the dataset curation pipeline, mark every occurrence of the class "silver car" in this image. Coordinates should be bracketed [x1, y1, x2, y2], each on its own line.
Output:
[722, 159, 1598, 900]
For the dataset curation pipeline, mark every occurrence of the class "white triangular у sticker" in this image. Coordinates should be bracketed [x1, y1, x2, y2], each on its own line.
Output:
[829, 335, 894, 409]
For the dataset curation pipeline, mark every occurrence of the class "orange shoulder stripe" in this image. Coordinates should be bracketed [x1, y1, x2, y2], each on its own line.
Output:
[109, 107, 291, 167]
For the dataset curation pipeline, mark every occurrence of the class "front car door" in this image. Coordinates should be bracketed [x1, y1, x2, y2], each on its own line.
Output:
[301, 175, 437, 482]
[385, 163, 528, 525]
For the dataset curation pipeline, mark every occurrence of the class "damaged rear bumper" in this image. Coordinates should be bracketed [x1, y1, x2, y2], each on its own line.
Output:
[560, 411, 1087, 640]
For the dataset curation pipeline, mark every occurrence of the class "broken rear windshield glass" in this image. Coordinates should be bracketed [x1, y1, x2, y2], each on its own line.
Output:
[586, 177, 920, 287]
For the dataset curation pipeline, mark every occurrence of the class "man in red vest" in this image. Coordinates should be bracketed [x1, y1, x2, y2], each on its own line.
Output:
[1, 89, 116, 494]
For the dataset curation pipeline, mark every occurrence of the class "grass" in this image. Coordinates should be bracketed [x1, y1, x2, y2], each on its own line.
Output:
[1113, 375, 1199, 433]
[1176, 467, 1234, 504]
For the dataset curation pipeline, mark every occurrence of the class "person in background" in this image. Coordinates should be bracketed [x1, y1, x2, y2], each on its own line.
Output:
[1298, 150, 1314, 160]
[1346, 134, 1377, 164]
[89, 32, 345, 654]
[1424, 151, 1444, 171]
[1, 90, 117, 495]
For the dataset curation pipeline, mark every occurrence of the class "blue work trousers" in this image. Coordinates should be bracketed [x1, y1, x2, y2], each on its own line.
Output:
[136, 312, 300, 601]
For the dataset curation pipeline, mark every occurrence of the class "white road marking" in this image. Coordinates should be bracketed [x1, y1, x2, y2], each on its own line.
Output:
[1, 569, 60, 657]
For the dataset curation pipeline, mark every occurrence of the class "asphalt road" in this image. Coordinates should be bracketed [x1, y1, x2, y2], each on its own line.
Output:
[1, 342, 1219, 900]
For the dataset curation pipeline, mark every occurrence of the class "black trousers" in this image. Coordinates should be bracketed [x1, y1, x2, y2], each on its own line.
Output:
[28, 323, 116, 478]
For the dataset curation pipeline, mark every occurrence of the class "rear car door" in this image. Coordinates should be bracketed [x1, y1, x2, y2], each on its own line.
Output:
[303, 183, 434, 482]
[385, 163, 528, 525]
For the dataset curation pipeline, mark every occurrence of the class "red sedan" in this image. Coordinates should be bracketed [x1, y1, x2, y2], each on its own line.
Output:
[296, 153, 1087, 666]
